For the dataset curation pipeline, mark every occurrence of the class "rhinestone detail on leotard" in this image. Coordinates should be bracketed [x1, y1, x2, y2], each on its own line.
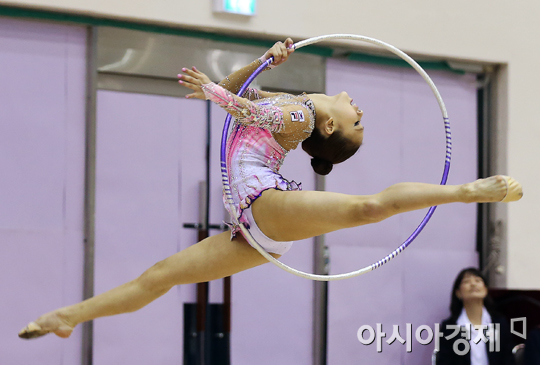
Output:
[224, 93, 316, 235]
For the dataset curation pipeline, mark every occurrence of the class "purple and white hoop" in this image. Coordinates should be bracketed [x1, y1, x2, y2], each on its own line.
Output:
[220, 34, 451, 281]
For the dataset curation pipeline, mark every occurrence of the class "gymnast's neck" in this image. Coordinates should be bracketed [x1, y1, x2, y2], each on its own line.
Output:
[306, 93, 333, 130]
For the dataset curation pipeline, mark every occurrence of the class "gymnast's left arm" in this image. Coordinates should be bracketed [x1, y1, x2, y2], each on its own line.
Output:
[178, 67, 285, 132]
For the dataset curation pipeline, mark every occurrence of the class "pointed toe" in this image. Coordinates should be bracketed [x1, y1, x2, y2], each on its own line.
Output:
[501, 176, 523, 203]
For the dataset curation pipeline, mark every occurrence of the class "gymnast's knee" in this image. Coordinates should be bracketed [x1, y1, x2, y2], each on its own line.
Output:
[136, 260, 173, 295]
[349, 196, 388, 225]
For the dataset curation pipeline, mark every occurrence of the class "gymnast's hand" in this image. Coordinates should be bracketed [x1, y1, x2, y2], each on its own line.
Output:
[260, 38, 295, 67]
[177, 66, 212, 99]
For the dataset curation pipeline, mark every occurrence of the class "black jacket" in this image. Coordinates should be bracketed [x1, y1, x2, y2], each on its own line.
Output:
[523, 327, 540, 365]
[436, 314, 515, 365]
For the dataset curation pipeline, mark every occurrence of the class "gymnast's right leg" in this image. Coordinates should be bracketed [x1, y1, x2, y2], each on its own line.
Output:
[253, 175, 522, 242]
[19, 232, 277, 339]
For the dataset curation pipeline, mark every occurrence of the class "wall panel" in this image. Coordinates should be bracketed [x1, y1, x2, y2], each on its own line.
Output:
[325, 58, 478, 364]
[0, 17, 86, 365]
[94, 90, 185, 364]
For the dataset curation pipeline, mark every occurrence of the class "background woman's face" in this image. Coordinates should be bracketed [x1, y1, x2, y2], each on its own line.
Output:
[456, 273, 488, 302]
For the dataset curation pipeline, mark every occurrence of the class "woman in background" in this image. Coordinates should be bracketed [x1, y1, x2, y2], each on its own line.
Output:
[437, 268, 516, 365]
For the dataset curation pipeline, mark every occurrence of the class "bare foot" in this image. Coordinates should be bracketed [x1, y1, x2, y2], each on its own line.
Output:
[19, 310, 75, 340]
[461, 175, 523, 203]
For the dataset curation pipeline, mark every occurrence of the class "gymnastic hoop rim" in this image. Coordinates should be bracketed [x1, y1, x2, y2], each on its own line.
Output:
[220, 34, 452, 281]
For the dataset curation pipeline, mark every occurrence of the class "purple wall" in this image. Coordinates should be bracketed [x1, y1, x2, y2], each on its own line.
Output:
[94, 91, 186, 364]
[325, 59, 478, 364]
[0, 17, 86, 365]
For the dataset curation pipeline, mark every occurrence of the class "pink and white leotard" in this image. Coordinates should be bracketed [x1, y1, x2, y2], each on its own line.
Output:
[201, 82, 316, 237]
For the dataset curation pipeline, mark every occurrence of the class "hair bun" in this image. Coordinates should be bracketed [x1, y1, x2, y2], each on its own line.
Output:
[311, 157, 333, 175]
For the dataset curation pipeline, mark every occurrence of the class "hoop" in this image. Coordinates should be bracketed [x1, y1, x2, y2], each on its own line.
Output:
[220, 34, 452, 281]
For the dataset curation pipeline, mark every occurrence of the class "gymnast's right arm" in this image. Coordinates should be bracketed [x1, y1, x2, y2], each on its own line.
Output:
[218, 38, 294, 99]
[218, 59, 267, 99]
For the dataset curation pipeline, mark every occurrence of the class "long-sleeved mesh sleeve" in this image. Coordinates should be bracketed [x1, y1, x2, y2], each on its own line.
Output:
[218, 59, 267, 100]
[201, 82, 284, 133]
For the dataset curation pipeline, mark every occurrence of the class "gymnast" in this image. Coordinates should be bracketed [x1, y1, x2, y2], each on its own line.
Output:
[19, 38, 522, 339]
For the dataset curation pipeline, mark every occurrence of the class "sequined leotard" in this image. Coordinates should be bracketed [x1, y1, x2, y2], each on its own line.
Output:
[201, 59, 316, 236]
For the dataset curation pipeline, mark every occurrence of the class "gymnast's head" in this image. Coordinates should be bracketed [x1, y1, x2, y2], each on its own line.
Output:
[302, 91, 364, 175]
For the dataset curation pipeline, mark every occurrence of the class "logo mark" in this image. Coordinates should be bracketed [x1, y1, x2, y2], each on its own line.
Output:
[290, 111, 305, 122]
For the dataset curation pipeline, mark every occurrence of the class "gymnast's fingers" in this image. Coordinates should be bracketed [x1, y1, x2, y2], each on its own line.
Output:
[273, 39, 293, 65]
[177, 74, 201, 89]
[178, 79, 198, 90]
[192, 66, 204, 74]
[181, 68, 200, 79]
[180, 67, 202, 77]
[178, 73, 200, 86]
[187, 66, 212, 84]
[180, 68, 210, 85]
[284, 38, 294, 52]
[279, 42, 288, 62]
[279, 43, 290, 64]
[272, 43, 282, 64]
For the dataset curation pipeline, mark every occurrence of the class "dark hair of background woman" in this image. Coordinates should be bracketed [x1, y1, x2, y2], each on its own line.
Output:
[301, 126, 360, 175]
[449, 267, 496, 321]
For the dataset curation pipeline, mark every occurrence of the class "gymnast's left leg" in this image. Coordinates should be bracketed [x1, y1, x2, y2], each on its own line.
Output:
[18, 232, 278, 339]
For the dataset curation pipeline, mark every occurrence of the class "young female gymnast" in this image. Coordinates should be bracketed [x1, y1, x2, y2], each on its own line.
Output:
[19, 38, 522, 339]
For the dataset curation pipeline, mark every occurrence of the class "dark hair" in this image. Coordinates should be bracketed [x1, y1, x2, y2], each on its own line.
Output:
[449, 267, 495, 320]
[301, 126, 360, 175]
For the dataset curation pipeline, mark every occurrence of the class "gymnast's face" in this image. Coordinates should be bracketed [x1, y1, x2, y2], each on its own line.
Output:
[455, 273, 488, 303]
[327, 92, 364, 146]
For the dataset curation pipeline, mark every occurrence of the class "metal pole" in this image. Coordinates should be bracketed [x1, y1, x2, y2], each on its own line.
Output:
[313, 173, 328, 365]
[477, 73, 492, 279]
[82, 25, 98, 365]
[223, 201, 232, 364]
[196, 181, 209, 365]
[195, 100, 212, 364]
